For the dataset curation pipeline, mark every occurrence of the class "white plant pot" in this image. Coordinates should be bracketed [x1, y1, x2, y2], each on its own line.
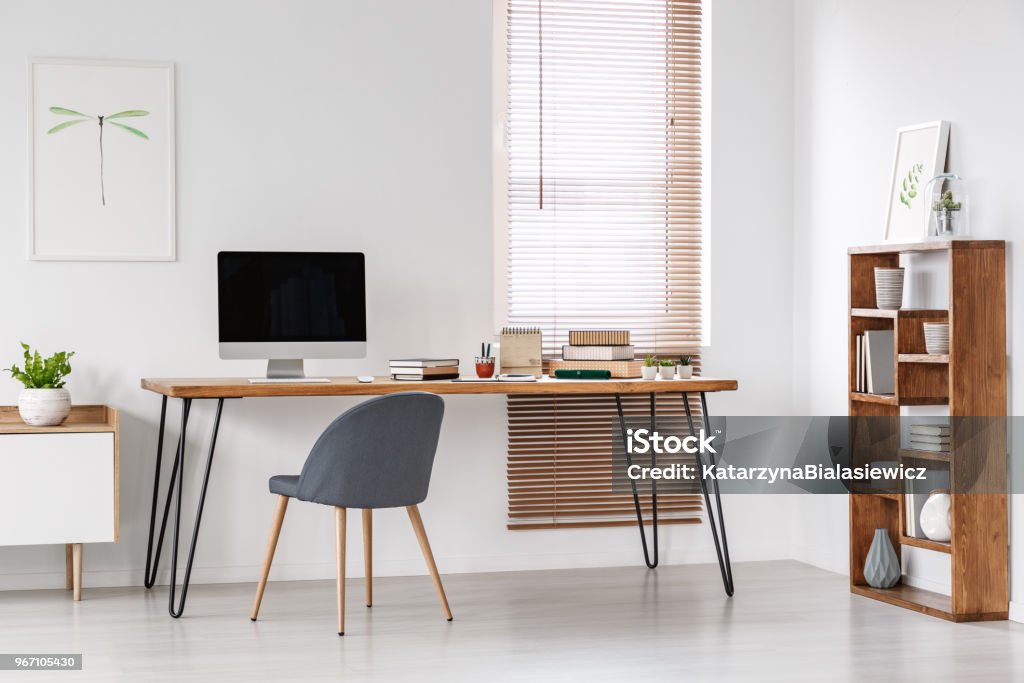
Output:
[641, 366, 658, 380]
[677, 365, 693, 379]
[658, 366, 675, 380]
[18, 388, 72, 427]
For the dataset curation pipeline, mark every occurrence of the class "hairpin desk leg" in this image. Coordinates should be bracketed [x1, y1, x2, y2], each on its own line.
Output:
[614, 393, 659, 569]
[144, 395, 189, 589]
[166, 398, 225, 617]
[683, 392, 734, 596]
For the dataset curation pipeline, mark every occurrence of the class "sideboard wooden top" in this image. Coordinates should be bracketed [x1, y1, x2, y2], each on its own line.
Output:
[0, 405, 118, 434]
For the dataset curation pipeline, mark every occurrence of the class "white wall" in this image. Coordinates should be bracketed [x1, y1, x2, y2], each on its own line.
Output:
[790, 0, 1024, 608]
[0, 0, 798, 591]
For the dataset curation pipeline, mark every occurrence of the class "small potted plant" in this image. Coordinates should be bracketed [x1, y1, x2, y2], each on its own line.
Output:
[931, 190, 962, 237]
[658, 358, 676, 380]
[677, 354, 693, 379]
[641, 354, 658, 380]
[5, 343, 75, 426]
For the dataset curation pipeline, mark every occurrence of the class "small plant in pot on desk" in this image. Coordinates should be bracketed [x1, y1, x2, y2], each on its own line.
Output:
[658, 359, 676, 380]
[677, 354, 693, 379]
[4, 343, 75, 426]
[641, 354, 658, 380]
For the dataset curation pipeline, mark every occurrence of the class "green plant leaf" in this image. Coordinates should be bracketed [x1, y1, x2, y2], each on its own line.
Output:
[49, 106, 89, 117]
[908, 190, 917, 198]
[108, 121, 149, 139]
[106, 110, 149, 119]
[47, 119, 89, 134]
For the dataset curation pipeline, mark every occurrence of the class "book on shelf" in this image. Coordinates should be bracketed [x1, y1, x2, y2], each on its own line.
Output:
[568, 330, 630, 346]
[910, 425, 950, 437]
[909, 434, 950, 445]
[389, 358, 459, 368]
[855, 335, 863, 392]
[561, 344, 635, 361]
[392, 372, 460, 381]
[864, 329, 895, 395]
[909, 440, 951, 452]
[389, 366, 462, 377]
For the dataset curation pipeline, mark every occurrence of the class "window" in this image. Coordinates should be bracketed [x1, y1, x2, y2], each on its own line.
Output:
[499, 0, 705, 529]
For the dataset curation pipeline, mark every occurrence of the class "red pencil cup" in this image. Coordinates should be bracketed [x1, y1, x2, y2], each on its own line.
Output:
[475, 356, 496, 378]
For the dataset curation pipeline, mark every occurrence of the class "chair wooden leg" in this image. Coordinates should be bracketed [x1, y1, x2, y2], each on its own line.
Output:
[65, 544, 73, 591]
[406, 505, 452, 621]
[336, 507, 347, 636]
[71, 543, 83, 601]
[250, 495, 289, 621]
[363, 509, 372, 607]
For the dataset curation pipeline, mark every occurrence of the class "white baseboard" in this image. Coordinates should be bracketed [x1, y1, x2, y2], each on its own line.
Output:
[1009, 600, 1024, 624]
[0, 546, 750, 592]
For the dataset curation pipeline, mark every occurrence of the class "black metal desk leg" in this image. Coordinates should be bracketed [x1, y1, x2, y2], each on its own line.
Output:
[614, 393, 659, 569]
[144, 396, 189, 589]
[683, 392, 734, 596]
[167, 398, 225, 618]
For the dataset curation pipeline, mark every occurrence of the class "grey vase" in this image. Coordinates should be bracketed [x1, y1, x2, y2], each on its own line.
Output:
[864, 528, 900, 588]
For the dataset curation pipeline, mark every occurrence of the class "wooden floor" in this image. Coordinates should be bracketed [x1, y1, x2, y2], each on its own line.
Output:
[3, 560, 1024, 681]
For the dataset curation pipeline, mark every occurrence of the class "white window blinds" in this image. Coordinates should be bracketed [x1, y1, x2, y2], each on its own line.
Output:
[502, 0, 705, 529]
[504, 0, 704, 356]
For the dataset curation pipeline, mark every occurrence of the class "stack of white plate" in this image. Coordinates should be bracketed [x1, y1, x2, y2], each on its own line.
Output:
[923, 323, 950, 354]
[874, 268, 905, 310]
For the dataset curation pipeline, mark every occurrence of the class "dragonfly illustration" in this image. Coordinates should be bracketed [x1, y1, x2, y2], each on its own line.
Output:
[47, 106, 150, 206]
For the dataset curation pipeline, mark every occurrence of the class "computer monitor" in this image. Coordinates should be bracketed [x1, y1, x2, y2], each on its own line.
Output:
[218, 251, 367, 379]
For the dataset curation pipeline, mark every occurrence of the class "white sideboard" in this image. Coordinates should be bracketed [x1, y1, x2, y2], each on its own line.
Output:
[0, 405, 119, 600]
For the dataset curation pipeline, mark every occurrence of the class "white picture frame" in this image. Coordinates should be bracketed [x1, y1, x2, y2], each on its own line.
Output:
[29, 58, 176, 261]
[883, 121, 949, 243]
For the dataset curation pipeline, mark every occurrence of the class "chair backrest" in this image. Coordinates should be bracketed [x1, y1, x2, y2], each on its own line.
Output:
[296, 392, 445, 509]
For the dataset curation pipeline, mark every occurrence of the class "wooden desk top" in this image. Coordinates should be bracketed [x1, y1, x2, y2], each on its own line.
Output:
[141, 376, 739, 399]
[0, 405, 119, 434]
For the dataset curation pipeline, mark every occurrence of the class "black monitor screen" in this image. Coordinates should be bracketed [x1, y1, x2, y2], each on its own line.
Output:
[218, 252, 367, 343]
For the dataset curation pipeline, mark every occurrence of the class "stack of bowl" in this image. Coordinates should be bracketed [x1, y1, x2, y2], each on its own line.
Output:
[923, 323, 950, 354]
[874, 268, 905, 310]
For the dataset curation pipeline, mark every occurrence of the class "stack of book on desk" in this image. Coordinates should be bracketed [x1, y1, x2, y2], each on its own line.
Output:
[548, 330, 641, 378]
[909, 424, 950, 452]
[390, 358, 459, 381]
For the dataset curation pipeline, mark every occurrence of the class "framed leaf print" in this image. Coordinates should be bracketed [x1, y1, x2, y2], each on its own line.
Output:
[29, 59, 176, 261]
[883, 121, 949, 243]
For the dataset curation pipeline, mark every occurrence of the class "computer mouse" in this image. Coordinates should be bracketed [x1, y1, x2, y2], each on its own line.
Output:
[357, 375, 375, 383]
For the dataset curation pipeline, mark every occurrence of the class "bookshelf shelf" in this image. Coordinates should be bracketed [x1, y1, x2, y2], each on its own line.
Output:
[897, 447, 951, 463]
[898, 353, 949, 364]
[847, 239, 1007, 622]
[900, 535, 952, 554]
[849, 392, 948, 407]
[851, 308, 947, 320]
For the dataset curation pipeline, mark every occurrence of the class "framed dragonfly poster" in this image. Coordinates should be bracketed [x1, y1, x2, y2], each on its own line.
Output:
[29, 59, 175, 261]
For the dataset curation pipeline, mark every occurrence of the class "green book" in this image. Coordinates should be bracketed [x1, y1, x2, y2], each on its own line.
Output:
[553, 369, 612, 380]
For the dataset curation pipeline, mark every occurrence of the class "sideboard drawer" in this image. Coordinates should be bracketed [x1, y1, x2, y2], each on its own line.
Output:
[0, 432, 115, 546]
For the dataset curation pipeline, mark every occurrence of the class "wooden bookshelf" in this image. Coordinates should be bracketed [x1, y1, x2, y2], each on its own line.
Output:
[847, 240, 1008, 622]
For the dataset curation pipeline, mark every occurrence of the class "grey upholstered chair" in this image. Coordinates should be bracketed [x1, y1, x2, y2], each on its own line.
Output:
[249, 392, 451, 635]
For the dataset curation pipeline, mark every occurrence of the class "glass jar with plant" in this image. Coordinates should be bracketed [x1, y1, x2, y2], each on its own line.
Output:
[641, 354, 658, 380]
[677, 354, 693, 379]
[923, 173, 969, 239]
[4, 343, 75, 426]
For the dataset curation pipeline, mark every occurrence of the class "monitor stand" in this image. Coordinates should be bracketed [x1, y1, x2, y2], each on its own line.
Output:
[249, 359, 331, 384]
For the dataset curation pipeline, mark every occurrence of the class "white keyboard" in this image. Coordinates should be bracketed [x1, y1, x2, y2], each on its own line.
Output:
[248, 377, 332, 384]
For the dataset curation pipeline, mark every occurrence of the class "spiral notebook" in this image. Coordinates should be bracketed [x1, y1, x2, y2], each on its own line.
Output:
[500, 326, 543, 378]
